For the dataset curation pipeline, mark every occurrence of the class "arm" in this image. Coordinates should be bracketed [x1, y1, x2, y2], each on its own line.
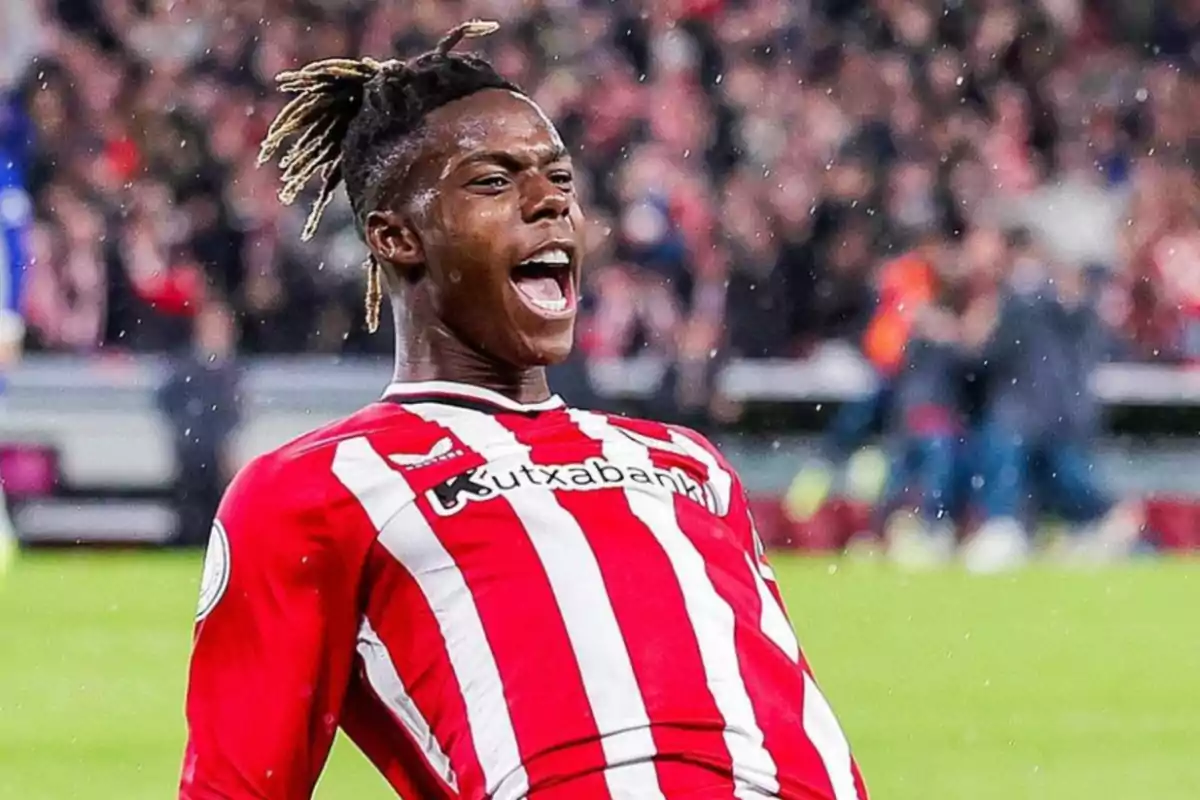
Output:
[180, 455, 367, 800]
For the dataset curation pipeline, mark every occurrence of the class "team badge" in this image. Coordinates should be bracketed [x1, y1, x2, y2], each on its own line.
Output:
[196, 521, 231, 621]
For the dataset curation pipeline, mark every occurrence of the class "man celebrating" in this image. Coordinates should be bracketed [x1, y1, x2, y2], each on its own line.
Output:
[181, 21, 868, 800]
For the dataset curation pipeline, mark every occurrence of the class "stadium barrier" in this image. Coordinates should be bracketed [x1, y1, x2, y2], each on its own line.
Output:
[2, 347, 1199, 546]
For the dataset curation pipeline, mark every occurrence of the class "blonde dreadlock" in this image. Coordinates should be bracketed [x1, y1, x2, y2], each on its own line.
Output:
[257, 19, 514, 333]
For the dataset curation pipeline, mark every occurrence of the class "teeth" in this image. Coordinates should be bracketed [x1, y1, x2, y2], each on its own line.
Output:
[523, 248, 570, 266]
[531, 297, 568, 312]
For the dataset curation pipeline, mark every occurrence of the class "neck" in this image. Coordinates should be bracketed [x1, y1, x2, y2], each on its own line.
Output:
[392, 296, 552, 405]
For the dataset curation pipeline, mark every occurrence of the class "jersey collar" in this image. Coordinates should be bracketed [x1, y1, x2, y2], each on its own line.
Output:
[381, 380, 566, 414]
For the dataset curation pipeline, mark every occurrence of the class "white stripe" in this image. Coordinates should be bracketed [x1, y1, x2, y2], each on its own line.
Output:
[667, 429, 732, 517]
[802, 674, 861, 800]
[407, 403, 665, 799]
[745, 554, 800, 663]
[667, 431, 857, 797]
[749, 519, 776, 583]
[570, 410, 779, 798]
[331, 438, 528, 800]
[664, 432, 797, 660]
[357, 618, 459, 793]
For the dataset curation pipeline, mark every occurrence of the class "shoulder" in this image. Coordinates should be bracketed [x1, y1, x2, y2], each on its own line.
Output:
[200, 405, 421, 619]
[665, 423, 738, 477]
[217, 402, 420, 548]
[585, 412, 730, 466]
[273, 401, 420, 459]
[213, 448, 331, 570]
[594, 412, 743, 514]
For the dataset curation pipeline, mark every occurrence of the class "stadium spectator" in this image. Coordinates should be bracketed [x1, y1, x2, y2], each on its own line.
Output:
[877, 231, 978, 568]
[782, 228, 940, 531]
[0, 0, 38, 564]
[156, 300, 242, 546]
[964, 250, 1143, 573]
[1123, 155, 1200, 361]
[4, 0, 1196, 380]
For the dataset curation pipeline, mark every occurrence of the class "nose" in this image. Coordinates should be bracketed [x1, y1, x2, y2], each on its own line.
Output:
[521, 173, 571, 224]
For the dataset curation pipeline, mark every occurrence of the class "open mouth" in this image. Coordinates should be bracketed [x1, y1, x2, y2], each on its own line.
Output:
[511, 246, 576, 317]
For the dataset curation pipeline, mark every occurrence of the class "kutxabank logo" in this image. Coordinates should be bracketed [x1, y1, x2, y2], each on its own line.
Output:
[425, 457, 719, 516]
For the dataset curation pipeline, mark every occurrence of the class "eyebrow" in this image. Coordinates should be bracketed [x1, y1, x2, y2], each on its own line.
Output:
[458, 144, 570, 171]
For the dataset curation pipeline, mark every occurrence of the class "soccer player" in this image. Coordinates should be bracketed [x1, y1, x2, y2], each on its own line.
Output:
[181, 21, 868, 800]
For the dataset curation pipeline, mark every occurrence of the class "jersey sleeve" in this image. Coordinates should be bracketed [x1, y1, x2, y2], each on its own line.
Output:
[180, 454, 368, 800]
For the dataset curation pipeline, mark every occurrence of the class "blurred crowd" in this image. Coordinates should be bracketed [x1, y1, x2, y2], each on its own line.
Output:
[1, 0, 1198, 554]
[1, 0, 1198, 366]
[787, 225, 1151, 571]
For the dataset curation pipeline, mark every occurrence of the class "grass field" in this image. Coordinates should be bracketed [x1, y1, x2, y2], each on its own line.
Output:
[1, 551, 1198, 799]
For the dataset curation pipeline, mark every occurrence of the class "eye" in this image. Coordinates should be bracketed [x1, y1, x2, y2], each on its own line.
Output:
[550, 170, 574, 187]
[471, 174, 510, 191]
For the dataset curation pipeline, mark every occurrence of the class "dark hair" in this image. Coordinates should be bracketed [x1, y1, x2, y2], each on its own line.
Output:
[257, 20, 520, 331]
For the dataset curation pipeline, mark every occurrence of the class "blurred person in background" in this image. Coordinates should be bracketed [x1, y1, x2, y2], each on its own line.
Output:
[578, 229, 681, 364]
[0, 0, 40, 563]
[878, 228, 995, 569]
[965, 241, 1143, 573]
[21, 192, 108, 352]
[784, 226, 942, 538]
[156, 301, 242, 546]
[114, 182, 207, 352]
[3, 0, 1196, 375]
[0, 0, 1196, 580]
[1124, 155, 1200, 362]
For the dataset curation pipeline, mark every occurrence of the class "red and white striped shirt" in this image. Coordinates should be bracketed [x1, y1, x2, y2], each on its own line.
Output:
[180, 381, 868, 800]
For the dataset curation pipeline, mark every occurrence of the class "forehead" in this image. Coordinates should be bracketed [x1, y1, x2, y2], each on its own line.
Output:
[418, 90, 565, 171]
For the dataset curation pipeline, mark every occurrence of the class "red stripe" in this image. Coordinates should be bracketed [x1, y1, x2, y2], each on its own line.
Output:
[611, 418, 726, 517]
[740, 637, 837, 795]
[542, 414, 738, 796]
[341, 667, 456, 800]
[499, 413, 625, 798]
[360, 543, 485, 798]
[412, 427, 610, 797]
[342, 413, 494, 796]
[851, 757, 870, 799]
[572, 488, 741, 795]
[667, 477, 840, 799]
[664, 425, 858, 798]
[503, 410, 603, 464]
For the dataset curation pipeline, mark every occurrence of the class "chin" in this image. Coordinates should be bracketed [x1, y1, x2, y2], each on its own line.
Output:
[526, 337, 574, 366]
[515, 327, 575, 367]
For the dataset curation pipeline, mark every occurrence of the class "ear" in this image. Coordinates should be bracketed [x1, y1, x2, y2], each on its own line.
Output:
[366, 209, 423, 281]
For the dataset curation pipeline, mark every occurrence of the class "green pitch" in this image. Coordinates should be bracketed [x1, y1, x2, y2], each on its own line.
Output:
[2, 552, 1198, 799]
